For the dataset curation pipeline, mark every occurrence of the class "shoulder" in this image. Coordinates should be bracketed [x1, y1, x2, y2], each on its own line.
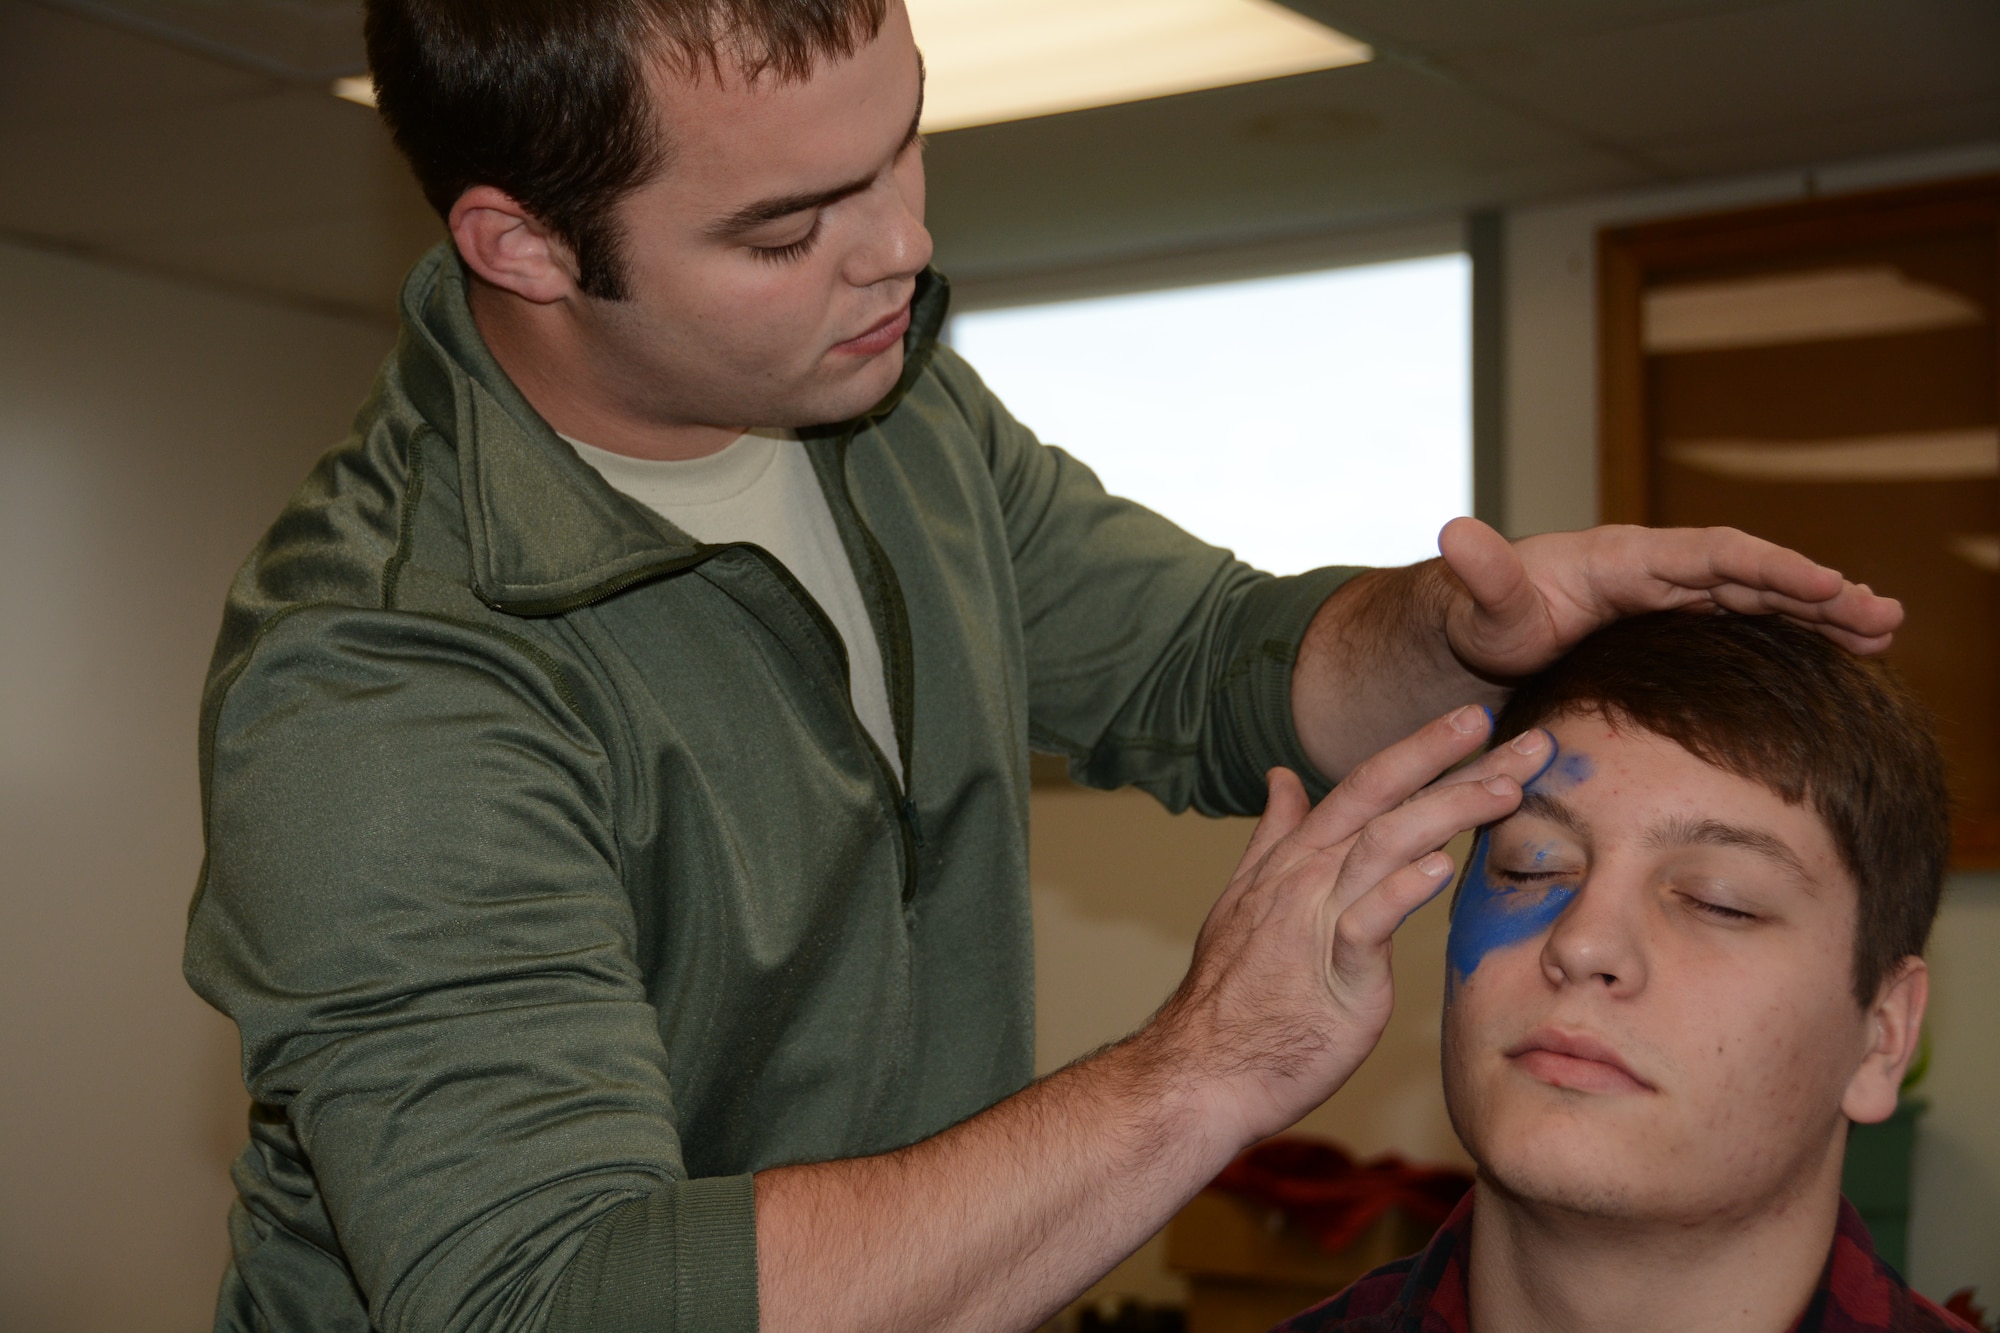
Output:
[1268, 1256, 1425, 1333]
[1909, 1292, 1982, 1333]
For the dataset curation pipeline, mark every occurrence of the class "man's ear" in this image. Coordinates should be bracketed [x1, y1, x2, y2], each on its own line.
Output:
[448, 185, 581, 304]
[1841, 956, 1928, 1126]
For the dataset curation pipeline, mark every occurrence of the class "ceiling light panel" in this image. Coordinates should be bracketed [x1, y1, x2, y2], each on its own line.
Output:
[908, 0, 1371, 133]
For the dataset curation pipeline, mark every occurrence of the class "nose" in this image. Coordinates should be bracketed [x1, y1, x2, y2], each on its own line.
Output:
[1539, 873, 1647, 995]
[847, 160, 932, 289]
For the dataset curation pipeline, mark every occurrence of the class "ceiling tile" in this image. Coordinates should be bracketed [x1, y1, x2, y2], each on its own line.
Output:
[34, 0, 364, 79]
[0, 0, 278, 129]
[926, 61, 1644, 278]
[1433, 0, 2000, 162]
[1284, 0, 1779, 55]
[1639, 98, 2000, 180]
[0, 87, 420, 243]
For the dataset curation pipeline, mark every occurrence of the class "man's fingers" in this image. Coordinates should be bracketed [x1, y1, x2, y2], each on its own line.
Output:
[1438, 517, 1535, 621]
[1701, 580, 1904, 652]
[1597, 527, 1903, 646]
[1239, 767, 1311, 873]
[1282, 704, 1494, 860]
[1421, 725, 1554, 798]
[1327, 851, 1457, 981]
[1610, 525, 1841, 606]
[1330, 772, 1523, 913]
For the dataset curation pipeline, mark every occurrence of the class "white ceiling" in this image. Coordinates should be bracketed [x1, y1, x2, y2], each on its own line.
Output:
[2, 0, 1995, 323]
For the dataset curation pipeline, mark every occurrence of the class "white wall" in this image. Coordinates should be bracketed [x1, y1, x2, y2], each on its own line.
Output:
[0, 239, 394, 1331]
[1502, 138, 2000, 1304]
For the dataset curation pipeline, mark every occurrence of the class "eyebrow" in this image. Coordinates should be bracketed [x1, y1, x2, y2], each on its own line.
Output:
[1645, 815, 1815, 886]
[1507, 795, 1814, 886]
[702, 54, 927, 241]
[1512, 790, 1589, 838]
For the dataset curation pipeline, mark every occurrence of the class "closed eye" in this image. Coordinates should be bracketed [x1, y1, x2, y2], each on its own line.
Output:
[1683, 895, 1758, 923]
[749, 217, 824, 264]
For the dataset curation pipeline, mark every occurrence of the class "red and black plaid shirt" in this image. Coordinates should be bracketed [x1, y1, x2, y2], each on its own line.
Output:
[1271, 1194, 1975, 1333]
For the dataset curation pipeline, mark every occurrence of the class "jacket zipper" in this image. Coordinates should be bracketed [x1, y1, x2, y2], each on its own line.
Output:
[487, 500, 925, 910]
[726, 540, 924, 910]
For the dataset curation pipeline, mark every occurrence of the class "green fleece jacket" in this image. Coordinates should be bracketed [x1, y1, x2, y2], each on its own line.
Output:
[184, 244, 1357, 1332]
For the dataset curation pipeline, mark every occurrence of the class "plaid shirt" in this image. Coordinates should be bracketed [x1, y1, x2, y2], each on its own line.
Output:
[1272, 1194, 1976, 1333]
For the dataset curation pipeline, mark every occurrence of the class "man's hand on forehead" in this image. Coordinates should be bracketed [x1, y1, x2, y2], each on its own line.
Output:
[1433, 517, 1903, 680]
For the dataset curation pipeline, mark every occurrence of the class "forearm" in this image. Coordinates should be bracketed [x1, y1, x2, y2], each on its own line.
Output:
[755, 1024, 1237, 1333]
[1290, 560, 1508, 780]
[757, 701, 1554, 1333]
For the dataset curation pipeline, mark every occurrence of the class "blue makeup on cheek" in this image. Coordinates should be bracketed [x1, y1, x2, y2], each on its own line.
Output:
[1444, 738, 1589, 989]
[1446, 833, 1575, 988]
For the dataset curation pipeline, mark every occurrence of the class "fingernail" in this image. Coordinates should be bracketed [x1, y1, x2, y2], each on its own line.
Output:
[1483, 775, 1516, 795]
[1449, 705, 1487, 734]
[1420, 852, 1453, 878]
[1509, 729, 1548, 756]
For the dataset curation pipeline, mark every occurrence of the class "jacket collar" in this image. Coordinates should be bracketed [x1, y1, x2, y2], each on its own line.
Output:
[392, 242, 950, 614]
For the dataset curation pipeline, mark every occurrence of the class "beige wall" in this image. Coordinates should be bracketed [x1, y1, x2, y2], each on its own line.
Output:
[0, 238, 393, 1330]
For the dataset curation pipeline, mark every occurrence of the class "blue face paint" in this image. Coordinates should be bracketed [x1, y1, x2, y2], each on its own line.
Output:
[1541, 749, 1595, 792]
[1445, 832, 1576, 989]
[1444, 737, 1590, 990]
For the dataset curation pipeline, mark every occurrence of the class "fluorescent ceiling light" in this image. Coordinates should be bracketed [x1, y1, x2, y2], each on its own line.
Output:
[1644, 266, 1984, 354]
[1667, 428, 1998, 483]
[909, 0, 1370, 132]
[332, 74, 375, 107]
[332, 2, 1370, 129]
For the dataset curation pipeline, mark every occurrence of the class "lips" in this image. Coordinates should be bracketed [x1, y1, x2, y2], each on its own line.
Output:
[1505, 1026, 1655, 1094]
[832, 300, 912, 357]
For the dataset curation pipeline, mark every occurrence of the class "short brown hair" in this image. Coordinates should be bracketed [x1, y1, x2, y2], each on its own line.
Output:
[365, 0, 888, 299]
[1493, 611, 1950, 1006]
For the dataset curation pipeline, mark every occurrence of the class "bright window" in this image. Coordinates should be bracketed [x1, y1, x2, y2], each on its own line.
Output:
[949, 253, 1472, 574]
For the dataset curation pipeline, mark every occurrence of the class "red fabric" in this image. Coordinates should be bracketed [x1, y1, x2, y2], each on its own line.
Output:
[1944, 1291, 1994, 1332]
[1270, 1193, 1978, 1333]
[1208, 1137, 1473, 1256]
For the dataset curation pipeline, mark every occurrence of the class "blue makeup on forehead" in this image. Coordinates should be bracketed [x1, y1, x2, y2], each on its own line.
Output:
[1538, 748, 1594, 792]
[1444, 735, 1589, 990]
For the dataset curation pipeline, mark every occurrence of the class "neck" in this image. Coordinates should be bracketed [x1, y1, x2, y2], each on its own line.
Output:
[467, 278, 744, 462]
[1464, 1156, 1844, 1333]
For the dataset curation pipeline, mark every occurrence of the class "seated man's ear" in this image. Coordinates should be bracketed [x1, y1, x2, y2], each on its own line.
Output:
[449, 185, 581, 305]
[1841, 956, 1928, 1126]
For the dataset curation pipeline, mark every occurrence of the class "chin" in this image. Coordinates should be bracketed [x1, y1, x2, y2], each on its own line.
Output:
[1452, 1094, 1690, 1223]
[844, 344, 907, 411]
[1477, 1147, 1661, 1221]
[1473, 1119, 1828, 1229]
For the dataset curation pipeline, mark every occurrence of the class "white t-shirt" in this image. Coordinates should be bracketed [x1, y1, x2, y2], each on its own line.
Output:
[564, 429, 902, 784]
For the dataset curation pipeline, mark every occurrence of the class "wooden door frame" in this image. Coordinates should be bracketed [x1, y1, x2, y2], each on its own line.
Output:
[1596, 174, 2000, 866]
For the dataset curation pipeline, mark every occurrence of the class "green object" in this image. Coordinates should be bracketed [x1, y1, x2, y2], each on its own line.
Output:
[185, 244, 1357, 1331]
[1842, 1098, 1927, 1273]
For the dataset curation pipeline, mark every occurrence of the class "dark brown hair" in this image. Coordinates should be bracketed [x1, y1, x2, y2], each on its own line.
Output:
[1493, 610, 1951, 1006]
[364, 0, 888, 299]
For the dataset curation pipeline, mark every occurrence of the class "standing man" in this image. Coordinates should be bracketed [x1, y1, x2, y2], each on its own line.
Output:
[184, 2, 1902, 1330]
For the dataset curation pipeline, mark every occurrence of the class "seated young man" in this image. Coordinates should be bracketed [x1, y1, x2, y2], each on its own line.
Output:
[1276, 610, 1971, 1333]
